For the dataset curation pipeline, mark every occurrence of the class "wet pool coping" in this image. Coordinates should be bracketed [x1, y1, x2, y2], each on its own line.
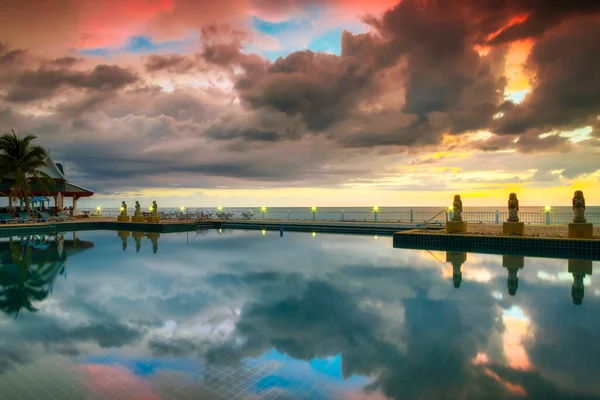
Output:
[393, 230, 600, 260]
[0, 219, 440, 238]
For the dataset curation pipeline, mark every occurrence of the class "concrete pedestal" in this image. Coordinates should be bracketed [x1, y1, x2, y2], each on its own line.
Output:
[147, 215, 160, 223]
[568, 223, 593, 239]
[502, 222, 524, 236]
[118, 215, 131, 222]
[446, 221, 467, 234]
[132, 215, 145, 223]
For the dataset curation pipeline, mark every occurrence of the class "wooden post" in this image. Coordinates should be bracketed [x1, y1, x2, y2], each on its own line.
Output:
[73, 196, 78, 215]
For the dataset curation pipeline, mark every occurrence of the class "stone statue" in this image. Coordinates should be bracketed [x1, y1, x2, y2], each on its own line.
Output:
[134, 201, 141, 216]
[572, 190, 586, 223]
[507, 193, 519, 222]
[152, 200, 158, 216]
[120, 201, 127, 216]
[452, 195, 463, 222]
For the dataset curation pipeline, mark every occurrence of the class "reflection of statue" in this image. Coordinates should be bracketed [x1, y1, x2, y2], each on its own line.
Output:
[446, 252, 466, 288]
[572, 273, 585, 305]
[452, 195, 463, 221]
[507, 269, 519, 296]
[120, 235, 127, 251]
[572, 190, 586, 223]
[507, 193, 519, 222]
[569, 259, 592, 306]
[134, 201, 141, 216]
[147, 233, 159, 254]
[152, 201, 158, 217]
[503, 255, 524, 296]
[134, 235, 142, 252]
[120, 201, 127, 216]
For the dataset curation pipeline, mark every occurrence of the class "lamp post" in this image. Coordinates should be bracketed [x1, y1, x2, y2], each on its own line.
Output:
[373, 206, 379, 222]
[311, 206, 317, 220]
[545, 206, 551, 225]
[261, 206, 267, 219]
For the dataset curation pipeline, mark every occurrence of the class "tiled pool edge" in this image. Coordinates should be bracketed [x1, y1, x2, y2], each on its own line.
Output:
[393, 231, 600, 260]
[1, 221, 598, 260]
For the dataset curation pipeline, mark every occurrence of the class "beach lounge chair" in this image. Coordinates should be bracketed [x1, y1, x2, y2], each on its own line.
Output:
[56, 211, 70, 221]
[36, 211, 57, 222]
[17, 211, 34, 223]
[0, 213, 20, 224]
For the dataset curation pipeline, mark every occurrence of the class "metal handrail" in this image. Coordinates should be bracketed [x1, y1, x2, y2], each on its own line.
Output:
[416, 210, 447, 228]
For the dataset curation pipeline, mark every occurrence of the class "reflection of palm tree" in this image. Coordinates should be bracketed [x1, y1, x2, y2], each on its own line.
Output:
[0, 237, 54, 318]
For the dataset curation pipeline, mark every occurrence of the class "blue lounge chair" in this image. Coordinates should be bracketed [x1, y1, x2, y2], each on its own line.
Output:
[17, 211, 33, 223]
[56, 211, 70, 221]
[0, 213, 20, 224]
[36, 211, 57, 222]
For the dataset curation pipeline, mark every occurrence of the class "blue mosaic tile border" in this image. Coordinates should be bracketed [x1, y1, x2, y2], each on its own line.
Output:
[393, 232, 600, 260]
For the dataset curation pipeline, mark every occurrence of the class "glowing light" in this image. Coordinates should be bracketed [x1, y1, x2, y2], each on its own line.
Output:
[261, 206, 267, 212]
[261, 229, 266, 235]
[217, 206, 223, 211]
[374, 235, 378, 239]
[96, 206, 101, 211]
[545, 206, 551, 212]
[311, 206, 317, 212]
[119, 206, 124, 212]
[448, 205, 453, 210]
[219, 228, 222, 233]
[312, 232, 316, 237]
[180, 206, 185, 211]
[373, 206, 379, 212]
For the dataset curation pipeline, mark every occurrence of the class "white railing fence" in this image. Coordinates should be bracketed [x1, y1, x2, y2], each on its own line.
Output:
[78, 207, 600, 225]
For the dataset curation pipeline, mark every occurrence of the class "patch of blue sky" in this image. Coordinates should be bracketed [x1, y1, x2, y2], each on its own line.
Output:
[79, 34, 197, 59]
[248, 349, 370, 394]
[252, 17, 312, 36]
[83, 354, 202, 378]
[247, 29, 344, 62]
[307, 29, 344, 55]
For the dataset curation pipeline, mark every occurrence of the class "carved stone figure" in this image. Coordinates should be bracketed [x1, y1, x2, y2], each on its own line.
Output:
[120, 201, 127, 216]
[134, 201, 141, 216]
[152, 200, 158, 216]
[507, 193, 519, 222]
[572, 190, 586, 223]
[452, 195, 463, 222]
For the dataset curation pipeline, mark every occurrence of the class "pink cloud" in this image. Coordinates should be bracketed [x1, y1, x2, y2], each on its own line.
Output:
[78, 364, 162, 400]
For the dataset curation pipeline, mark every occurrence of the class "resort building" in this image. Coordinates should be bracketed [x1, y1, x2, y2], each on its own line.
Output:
[0, 157, 93, 213]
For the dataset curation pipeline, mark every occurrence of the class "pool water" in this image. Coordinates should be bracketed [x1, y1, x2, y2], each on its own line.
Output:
[0, 230, 599, 400]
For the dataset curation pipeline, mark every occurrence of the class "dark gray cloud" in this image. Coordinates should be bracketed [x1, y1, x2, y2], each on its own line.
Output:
[1, 64, 139, 102]
[144, 54, 200, 74]
[495, 16, 600, 134]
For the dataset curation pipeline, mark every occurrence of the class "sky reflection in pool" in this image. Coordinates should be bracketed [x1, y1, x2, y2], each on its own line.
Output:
[0, 230, 599, 400]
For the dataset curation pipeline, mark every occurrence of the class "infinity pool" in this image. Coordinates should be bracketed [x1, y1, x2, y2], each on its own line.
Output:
[0, 230, 599, 400]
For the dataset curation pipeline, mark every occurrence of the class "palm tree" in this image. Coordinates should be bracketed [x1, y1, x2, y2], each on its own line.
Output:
[0, 129, 54, 211]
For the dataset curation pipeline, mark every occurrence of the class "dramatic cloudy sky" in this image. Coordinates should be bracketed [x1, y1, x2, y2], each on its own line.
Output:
[0, 0, 599, 207]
